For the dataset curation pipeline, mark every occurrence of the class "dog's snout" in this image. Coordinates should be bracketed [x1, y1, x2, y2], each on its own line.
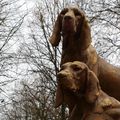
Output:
[57, 69, 70, 79]
[64, 15, 72, 20]
[57, 72, 66, 79]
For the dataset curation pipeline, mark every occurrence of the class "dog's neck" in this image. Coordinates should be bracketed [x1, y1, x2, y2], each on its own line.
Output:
[62, 33, 77, 50]
[62, 33, 90, 51]
[69, 97, 97, 119]
[73, 91, 104, 114]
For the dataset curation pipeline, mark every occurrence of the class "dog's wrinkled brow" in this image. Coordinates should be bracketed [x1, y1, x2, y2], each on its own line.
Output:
[60, 8, 82, 16]
[71, 64, 80, 68]
[71, 63, 86, 70]
[71, 64, 83, 70]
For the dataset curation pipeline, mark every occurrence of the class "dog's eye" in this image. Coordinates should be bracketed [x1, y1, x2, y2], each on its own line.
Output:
[61, 8, 68, 15]
[73, 67, 80, 71]
[71, 64, 81, 71]
[73, 9, 81, 16]
[74, 12, 81, 16]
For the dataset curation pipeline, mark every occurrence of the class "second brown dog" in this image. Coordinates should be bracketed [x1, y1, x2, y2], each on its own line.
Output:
[57, 61, 120, 120]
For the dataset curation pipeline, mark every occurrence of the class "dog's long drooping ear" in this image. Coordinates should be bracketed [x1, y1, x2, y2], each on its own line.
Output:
[68, 105, 82, 120]
[55, 84, 64, 108]
[49, 14, 62, 46]
[77, 12, 91, 50]
[85, 70, 100, 103]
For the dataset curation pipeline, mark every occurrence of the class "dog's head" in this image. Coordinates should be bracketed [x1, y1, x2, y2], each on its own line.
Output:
[60, 7, 83, 34]
[55, 61, 100, 107]
[49, 7, 91, 49]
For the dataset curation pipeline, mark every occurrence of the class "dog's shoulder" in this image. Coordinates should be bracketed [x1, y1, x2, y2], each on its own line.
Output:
[86, 45, 98, 68]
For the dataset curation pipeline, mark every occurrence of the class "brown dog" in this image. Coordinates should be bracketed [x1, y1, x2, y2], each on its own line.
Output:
[49, 7, 120, 107]
[57, 61, 120, 120]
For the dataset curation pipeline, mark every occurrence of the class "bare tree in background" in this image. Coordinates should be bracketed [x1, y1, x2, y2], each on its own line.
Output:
[6, 81, 62, 120]
[0, 0, 26, 84]
[0, 0, 27, 119]
[87, 0, 120, 64]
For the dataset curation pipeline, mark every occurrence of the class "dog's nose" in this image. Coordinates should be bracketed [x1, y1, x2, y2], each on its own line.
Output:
[64, 15, 72, 20]
[57, 72, 66, 79]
